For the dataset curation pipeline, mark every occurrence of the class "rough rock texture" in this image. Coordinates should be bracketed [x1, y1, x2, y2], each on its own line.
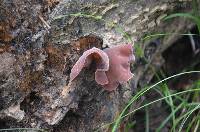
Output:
[0, 0, 194, 131]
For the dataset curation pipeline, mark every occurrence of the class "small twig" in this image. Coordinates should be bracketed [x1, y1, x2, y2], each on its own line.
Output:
[61, 81, 72, 97]
[39, 15, 51, 30]
[188, 31, 200, 55]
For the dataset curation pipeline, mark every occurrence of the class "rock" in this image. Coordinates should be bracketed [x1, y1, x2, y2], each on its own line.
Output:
[0, 0, 195, 131]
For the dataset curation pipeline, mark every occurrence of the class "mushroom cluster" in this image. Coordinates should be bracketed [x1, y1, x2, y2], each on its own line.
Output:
[70, 44, 135, 91]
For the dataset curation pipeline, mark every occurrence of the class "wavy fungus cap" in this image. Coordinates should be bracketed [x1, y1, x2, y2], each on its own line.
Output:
[103, 44, 134, 91]
[70, 44, 134, 91]
[70, 47, 109, 85]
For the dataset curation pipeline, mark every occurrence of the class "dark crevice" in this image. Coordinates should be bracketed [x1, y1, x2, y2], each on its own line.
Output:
[133, 26, 200, 132]
[20, 91, 42, 113]
[0, 120, 6, 129]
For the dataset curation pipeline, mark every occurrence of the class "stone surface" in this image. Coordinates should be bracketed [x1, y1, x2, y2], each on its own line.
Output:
[0, 0, 194, 131]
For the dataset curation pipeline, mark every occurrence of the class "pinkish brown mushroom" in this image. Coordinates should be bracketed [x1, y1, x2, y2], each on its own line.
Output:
[69, 44, 134, 91]
[70, 47, 109, 85]
[102, 44, 134, 91]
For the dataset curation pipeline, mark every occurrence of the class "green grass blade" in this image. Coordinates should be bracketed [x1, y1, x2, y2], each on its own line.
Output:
[54, 12, 103, 21]
[174, 104, 200, 130]
[96, 88, 200, 132]
[186, 114, 199, 132]
[112, 71, 200, 132]
[194, 119, 200, 132]
[122, 89, 200, 119]
[0, 128, 46, 132]
[178, 104, 200, 132]
[192, 0, 199, 17]
[145, 106, 149, 132]
[163, 84, 176, 132]
[156, 102, 185, 132]
[142, 33, 200, 41]
[163, 13, 200, 34]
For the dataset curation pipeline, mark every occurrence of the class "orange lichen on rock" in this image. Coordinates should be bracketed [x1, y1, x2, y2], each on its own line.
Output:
[71, 35, 103, 53]
[45, 45, 67, 71]
[0, 23, 14, 42]
[0, 45, 12, 54]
